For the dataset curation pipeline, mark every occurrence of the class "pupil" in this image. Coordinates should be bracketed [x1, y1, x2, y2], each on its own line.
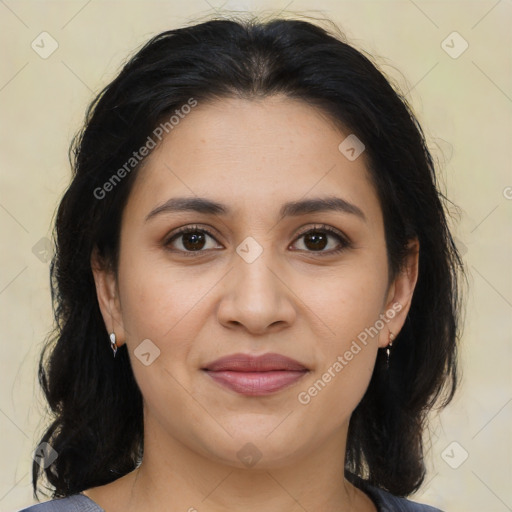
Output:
[305, 232, 327, 251]
[183, 232, 205, 251]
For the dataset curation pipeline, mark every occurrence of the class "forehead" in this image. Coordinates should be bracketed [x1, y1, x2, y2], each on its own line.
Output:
[126, 95, 382, 227]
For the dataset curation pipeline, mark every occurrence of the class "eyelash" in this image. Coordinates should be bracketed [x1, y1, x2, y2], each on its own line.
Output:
[163, 224, 351, 257]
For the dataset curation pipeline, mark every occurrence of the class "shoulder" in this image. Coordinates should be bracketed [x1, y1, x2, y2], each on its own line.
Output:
[347, 473, 444, 512]
[364, 484, 445, 512]
[17, 493, 105, 512]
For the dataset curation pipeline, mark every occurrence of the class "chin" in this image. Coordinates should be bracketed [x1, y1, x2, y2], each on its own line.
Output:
[196, 430, 311, 470]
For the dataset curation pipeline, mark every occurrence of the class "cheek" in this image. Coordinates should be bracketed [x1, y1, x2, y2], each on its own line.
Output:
[294, 261, 387, 418]
[116, 250, 225, 400]
[117, 244, 211, 342]
[116, 257, 209, 417]
[302, 259, 389, 341]
[295, 345, 377, 438]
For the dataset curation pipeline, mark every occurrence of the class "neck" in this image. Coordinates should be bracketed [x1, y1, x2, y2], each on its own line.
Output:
[115, 416, 374, 512]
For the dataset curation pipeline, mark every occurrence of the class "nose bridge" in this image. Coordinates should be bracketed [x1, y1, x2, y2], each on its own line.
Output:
[233, 234, 281, 303]
[217, 233, 296, 332]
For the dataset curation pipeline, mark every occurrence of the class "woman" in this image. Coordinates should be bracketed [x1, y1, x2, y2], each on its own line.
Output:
[20, 15, 465, 512]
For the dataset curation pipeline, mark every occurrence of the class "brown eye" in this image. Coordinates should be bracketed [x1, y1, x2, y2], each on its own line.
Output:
[165, 226, 221, 254]
[302, 231, 329, 251]
[164, 224, 351, 257]
[180, 231, 207, 251]
[291, 225, 351, 255]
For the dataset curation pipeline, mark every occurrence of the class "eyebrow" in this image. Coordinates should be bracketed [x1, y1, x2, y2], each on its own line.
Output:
[145, 195, 367, 223]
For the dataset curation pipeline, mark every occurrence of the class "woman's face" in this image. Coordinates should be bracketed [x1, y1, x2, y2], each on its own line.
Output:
[93, 95, 418, 469]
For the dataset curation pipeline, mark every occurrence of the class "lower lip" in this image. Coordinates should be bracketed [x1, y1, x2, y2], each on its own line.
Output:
[203, 370, 308, 396]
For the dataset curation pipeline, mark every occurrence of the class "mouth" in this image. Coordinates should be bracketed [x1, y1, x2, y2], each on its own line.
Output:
[201, 352, 309, 396]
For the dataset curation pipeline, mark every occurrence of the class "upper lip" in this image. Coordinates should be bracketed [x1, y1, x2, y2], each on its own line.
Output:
[202, 353, 309, 372]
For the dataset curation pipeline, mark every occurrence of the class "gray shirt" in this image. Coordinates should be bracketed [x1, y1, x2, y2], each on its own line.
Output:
[17, 484, 444, 511]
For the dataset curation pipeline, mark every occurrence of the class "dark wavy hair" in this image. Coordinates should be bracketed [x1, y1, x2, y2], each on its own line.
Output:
[32, 14, 466, 500]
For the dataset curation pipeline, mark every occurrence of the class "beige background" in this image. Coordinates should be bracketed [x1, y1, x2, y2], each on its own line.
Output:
[1, 1, 511, 511]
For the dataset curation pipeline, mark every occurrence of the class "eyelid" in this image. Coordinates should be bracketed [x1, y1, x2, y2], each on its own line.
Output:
[293, 223, 350, 243]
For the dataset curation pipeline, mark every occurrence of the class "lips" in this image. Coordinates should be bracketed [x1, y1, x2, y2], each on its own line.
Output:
[203, 353, 308, 372]
[202, 353, 309, 396]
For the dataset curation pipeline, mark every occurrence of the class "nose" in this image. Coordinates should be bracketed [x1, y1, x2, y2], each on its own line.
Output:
[216, 247, 297, 336]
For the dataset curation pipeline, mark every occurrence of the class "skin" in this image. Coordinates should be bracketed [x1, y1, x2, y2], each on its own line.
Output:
[88, 95, 419, 512]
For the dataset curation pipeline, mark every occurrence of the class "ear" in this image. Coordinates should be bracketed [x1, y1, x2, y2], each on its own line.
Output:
[90, 246, 126, 347]
[378, 238, 420, 348]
